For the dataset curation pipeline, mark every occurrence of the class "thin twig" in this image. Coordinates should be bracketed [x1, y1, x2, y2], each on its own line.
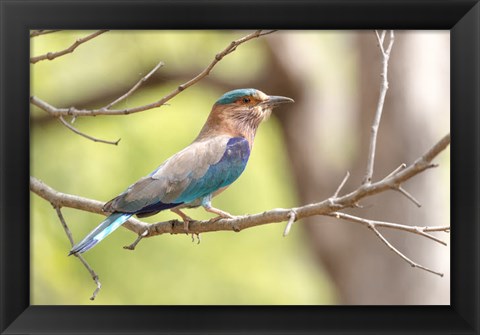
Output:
[384, 163, 407, 179]
[30, 30, 109, 64]
[103, 61, 165, 110]
[333, 171, 350, 198]
[363, 30, 395, 184]
[368, 223, 444, 277]
[30, 30, 276, 117]
[375, 30, 384, 53]
[59, 116, 120, 145]
[53, 206, 102, 299]
[395, 186, 422, 208]
[54, 205, 75, 245]
[123, 230, 148, 251]
[327, 212, 448, 246]
[385, 30, 395, 55]
[30, 30, 62, 37]
[423, 226, 450, 233]
[283, 210, 297, 237]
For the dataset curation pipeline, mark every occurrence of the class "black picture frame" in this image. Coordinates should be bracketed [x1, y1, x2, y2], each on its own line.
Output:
[1, 0, 478, 334]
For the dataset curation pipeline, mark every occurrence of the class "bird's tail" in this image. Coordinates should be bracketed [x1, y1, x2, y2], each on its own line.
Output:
[69, 212, 132, 255]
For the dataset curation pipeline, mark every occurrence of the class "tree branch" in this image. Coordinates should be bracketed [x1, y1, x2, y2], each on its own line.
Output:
[324, 212, 448, 277]
[30, 30, 276, 117]
[53, 206, 102, 299]
[30, 30, 63, 38]
[30, 132, 450, 243]
[58, 116, 121, 145]
[103, 61, 165, 110]
[368, 220, 444, 277]
[30, 176, 148, 234]
[363, 30, 395, 184]
[327, 212, 447, 247]
[30, 30, 109, 64]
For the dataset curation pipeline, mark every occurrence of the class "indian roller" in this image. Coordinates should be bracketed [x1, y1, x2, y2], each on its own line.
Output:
[70, 88, 294, 254]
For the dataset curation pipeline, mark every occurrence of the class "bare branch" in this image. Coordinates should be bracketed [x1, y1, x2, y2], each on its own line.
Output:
[30, 176, 148, 234]
[375, 30, 386, 53]
[333, 171, 350, 198]
[384, 163, 407, 179]
[30, 30, 109, 64]
[54, 206, 102, 299]
[423, 226, 450, 233]
[30, 132, 450, 241]
[103, 61, 165, 110]
[54, 205, 75, 245]
[59, 116, 120, 145]
[30, 30, 276, 117]
[395, 186, 422, 208]
[30, 30, 62, 37]
[123, 230, 148, 251]
[363, 30, 395, 184]
[368, 223, 444, 277]
[327, 212, 446, 276]
[327, 212, 448, 246]
[283, 210, 297, 237]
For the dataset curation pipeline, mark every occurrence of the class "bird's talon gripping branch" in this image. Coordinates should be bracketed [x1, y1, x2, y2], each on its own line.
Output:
[203, 204, 234, 219]
[171, 208, 195, 232]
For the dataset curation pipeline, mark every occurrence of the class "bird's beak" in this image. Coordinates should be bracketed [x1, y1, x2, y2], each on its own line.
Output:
[262, 95, 295, 109]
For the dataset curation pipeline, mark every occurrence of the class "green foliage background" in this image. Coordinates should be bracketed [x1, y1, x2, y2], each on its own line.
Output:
[30, 31, 335, 305]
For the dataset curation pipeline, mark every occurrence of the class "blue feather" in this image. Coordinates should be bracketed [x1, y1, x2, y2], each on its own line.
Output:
[135, 200, 182, 216]
[175, 137, 250, 203]
[69, 212, 132, 255]
[72, 138, 249, 254]
[215, 88, 257, 105]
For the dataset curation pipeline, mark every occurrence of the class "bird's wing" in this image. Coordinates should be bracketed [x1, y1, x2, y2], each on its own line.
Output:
[103, 135, 249, 214]
[174, 136, 250, 204]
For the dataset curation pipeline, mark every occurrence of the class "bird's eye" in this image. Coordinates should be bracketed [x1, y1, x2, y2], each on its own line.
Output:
[242, 97, 251, 103]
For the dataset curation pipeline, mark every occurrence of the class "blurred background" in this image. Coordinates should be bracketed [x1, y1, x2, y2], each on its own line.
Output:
[30, 30, 450, 305]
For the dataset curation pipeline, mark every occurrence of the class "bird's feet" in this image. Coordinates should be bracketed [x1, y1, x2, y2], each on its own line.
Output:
[203, 205, 234, 220]
[202, 206, 241, 231]
[171, 208, 194, 233]
[191, 233, 201, 244]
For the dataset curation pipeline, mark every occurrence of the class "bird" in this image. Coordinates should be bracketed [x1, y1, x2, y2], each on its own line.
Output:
[69, 88, 294, 255]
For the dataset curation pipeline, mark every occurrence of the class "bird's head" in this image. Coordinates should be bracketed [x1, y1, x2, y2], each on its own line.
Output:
[215, 88, 294, 122]
[198, 88, 294, 144]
